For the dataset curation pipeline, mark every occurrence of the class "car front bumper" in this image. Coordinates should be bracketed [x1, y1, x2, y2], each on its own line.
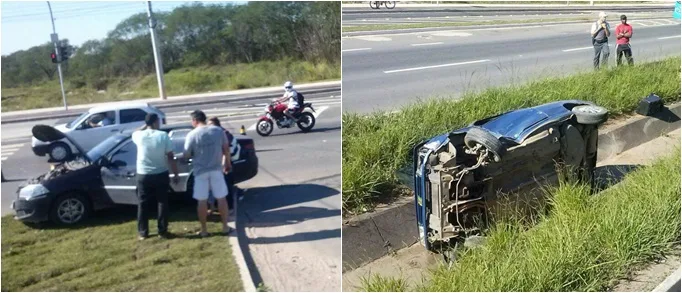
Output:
[12, 196, 52, 223]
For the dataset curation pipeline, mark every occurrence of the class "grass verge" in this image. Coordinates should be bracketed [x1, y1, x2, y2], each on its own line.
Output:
[342, 57, 681, 215]
[1, 204, 243, 291]
[362, 149, 681, 291]
[1, 58, 340, 112]
[342, 17, 593, 32]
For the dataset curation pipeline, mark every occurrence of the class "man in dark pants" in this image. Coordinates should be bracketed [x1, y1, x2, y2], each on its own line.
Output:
[615, 14, 634, 66]
[132, 113, 179, 240]
[591, 11, 611, 69]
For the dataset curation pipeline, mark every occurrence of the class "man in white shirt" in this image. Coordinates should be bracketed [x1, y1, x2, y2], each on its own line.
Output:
[590, 12, 611, 70]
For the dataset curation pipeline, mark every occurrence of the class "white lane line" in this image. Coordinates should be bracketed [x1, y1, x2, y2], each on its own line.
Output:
[562, 46, 593, 52]
[384, 59, 490, 74]
[411, 42, 444, 47]
[2, 143, 24, 149]
[1, 157, 7, 161]
[658, 35, 681, 40]
[342, 48, 372, 52]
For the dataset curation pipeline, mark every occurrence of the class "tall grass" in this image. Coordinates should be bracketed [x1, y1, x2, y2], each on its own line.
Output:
[362, 149, 681, 292]
[1, 59, 340, 112]
[342, 57, 681, 215]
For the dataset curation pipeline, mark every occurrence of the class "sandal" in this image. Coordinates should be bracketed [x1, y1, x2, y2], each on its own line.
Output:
[197, 231, 210, 238]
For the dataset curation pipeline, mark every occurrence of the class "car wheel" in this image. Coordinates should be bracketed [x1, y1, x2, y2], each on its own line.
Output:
[49, 193, 90, 225]
[48, 142, 72, 162]
[572, 105, 608, 125]
[464, 127, 506, 162]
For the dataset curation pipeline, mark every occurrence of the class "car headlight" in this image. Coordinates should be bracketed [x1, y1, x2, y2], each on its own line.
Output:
[19, 184, 50, 201]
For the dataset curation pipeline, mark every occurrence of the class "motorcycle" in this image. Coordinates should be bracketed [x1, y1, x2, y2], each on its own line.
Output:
[255, 101, 316, 137]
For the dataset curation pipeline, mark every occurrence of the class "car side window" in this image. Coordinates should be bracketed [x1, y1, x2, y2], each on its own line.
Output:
[110, 142, 137, 168]
[120, 109, 148, 124]
[80, 111, 116, 129]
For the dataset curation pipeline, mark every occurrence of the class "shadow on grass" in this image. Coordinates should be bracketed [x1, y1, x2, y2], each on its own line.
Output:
[21, 195, 218, 233]
[594, 164, 641, 192]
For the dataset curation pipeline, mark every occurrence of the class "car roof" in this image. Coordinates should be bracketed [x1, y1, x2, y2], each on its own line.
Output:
[89, 102, 152, 113]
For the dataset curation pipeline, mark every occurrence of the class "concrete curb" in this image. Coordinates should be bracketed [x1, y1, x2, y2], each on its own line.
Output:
[1, 81, 340, 124]
[341, 102, 681, 272]
[652, 267, 681, 292]
[228, 198, 257, 292]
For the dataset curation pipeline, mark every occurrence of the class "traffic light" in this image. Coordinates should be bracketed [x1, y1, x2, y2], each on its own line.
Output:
[51, 52, 58, 63]
[59, 46, 70, 62]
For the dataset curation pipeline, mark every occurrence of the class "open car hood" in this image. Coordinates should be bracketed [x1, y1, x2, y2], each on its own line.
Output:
[32, 124, 90, 163]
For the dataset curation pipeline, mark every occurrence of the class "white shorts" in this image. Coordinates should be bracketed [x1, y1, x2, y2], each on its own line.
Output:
[193, 170, 228, 201]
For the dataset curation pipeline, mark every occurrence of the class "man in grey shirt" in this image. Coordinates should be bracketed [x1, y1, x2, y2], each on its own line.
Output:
[184, 110, 233, 237]
[591, 11, 611, 70]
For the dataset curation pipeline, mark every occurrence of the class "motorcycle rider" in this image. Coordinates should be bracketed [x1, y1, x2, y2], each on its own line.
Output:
[274, 81, 299, 126]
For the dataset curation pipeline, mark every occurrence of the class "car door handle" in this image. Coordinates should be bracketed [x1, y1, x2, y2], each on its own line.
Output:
[126, 172, 135, 178]
[111, 129, 120, 132]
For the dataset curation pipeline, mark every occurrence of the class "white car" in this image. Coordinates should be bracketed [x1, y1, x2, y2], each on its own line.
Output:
[31, 102, 167, 161]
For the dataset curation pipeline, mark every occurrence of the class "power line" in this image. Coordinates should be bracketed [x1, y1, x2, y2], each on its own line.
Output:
[2, 3, 140, 19]
[1, 6, 149, 23]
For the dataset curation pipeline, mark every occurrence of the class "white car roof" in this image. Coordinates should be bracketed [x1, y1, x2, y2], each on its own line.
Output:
[88, 102, 151, 113]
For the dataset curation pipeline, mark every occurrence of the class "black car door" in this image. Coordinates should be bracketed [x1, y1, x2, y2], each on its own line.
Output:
[101, 140, 139, 205]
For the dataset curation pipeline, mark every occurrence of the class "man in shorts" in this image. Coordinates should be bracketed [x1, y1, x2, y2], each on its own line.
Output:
[183, 110, 233, 236]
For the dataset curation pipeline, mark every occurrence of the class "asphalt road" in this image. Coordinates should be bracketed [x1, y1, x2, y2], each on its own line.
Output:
[342, 21, 681, 113]
[0, 94, 341, 291]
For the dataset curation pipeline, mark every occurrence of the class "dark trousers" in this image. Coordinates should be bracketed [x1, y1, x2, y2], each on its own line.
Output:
[593, 41, 610, 69]
[136, 171, 170, 237]
[616, 44, 634, 66]
[225, 172, 235, 210]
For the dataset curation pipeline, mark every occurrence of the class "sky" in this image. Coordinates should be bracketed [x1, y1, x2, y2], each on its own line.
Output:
[0, 1, 246, 55]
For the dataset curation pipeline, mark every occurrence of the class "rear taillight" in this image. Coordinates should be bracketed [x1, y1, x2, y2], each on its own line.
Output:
[242, 142, 254, 150]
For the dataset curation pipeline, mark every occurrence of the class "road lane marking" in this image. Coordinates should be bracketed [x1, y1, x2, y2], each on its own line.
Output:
[384, 59, 490, 74]
[562, 46, 593, 52]
[1, 157, 7, 161]
[342, 48, 372, 52]
[411, 42, 444, 46]
[2, 143, 24, 149]
[658, 35, 681, 40]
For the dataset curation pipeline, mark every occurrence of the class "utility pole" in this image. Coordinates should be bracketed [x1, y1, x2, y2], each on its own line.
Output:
[47, 1, 68, 111]
[146, 1, 166, 100]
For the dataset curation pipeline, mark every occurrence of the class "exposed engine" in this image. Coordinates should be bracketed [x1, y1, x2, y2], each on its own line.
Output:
[420, 138, 494, 245]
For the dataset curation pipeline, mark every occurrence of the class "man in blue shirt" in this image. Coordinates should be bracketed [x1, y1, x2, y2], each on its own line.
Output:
[132, 113, 179, 240]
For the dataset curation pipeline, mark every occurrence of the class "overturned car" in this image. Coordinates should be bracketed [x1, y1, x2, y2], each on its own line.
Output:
[412, 100, 608, 252]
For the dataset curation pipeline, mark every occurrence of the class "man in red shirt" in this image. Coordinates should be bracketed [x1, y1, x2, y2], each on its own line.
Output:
[615, 14, 634, 66]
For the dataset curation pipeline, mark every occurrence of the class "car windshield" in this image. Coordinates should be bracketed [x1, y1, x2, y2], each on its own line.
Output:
[86, 134, 129, 162]
[66, 112, 89, 129]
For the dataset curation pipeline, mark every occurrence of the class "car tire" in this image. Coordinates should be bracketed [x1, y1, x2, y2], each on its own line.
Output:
[464, 127, 506, 162]
[49, 193, 90, 225]
[48, 142, 72, 162]
[572, 105, 608, 125]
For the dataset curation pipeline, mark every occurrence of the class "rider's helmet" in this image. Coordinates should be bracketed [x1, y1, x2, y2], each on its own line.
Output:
[284, 81, 293, 92]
